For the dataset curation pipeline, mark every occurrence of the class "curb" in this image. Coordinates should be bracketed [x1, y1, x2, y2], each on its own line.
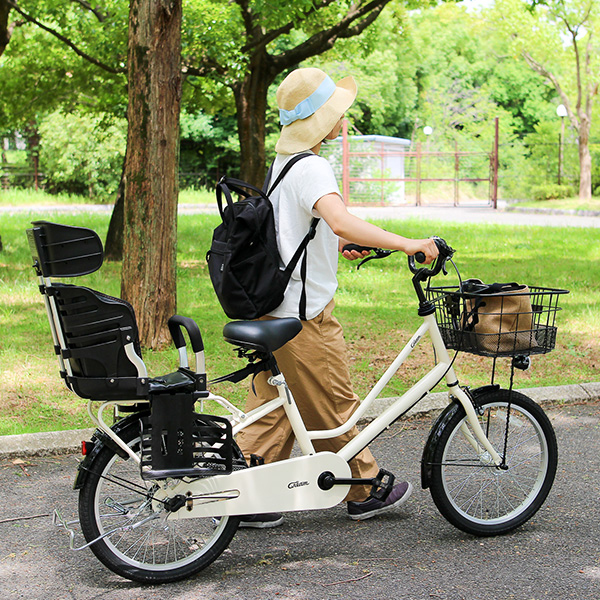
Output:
[363, 381, 600, 422]
[1, 383, 598, 459]
[504, 206, 600, 217]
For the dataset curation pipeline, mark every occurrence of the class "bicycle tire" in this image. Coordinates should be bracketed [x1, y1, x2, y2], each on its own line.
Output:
[429, 389, 557, 536]
[78, 418, 244, 583]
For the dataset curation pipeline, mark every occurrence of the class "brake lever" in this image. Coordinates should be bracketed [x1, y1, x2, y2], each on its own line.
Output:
[357, 249, 397, 269]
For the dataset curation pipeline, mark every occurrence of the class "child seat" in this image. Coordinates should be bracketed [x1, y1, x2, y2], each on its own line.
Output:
[26, 221, 205, 401]
[27, 221, 237, 480]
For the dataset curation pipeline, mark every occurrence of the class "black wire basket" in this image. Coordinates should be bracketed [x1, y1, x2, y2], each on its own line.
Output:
[140, 394, 234, 480]
[427, 284, 569, 358]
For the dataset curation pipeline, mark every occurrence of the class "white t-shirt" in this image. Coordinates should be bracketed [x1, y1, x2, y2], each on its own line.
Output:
[267, 152, 341, 319]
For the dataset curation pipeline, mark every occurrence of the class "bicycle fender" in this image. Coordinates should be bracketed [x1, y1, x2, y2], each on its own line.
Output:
[73, 410, 149, 491]
[420, 385, 502, 489]
[420, 401, 463, 490]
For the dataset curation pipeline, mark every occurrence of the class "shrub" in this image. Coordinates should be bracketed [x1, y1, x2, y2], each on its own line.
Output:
[530, 183, 574, 201]
[38, 111, 126, 200]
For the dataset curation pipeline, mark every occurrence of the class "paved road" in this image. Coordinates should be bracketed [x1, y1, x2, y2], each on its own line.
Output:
[1, 400, 599, 600]
[348, 204, 600, 228]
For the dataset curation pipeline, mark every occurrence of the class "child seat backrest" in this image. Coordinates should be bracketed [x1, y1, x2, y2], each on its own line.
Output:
[27, 221, 148, 400]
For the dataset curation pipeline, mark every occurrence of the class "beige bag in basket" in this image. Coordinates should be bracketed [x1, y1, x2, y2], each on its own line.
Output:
[463, 281, 537, 353]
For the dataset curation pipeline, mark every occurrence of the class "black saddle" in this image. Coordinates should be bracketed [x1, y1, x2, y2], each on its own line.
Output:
[223, 318, 302, 353]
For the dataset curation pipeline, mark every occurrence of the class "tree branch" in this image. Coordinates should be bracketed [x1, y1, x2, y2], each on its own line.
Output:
[70, 0, 109, 22]
[272, 0, 391, 72]
[6, 0, 125, 74]
[183, 50, 230, 79]
[239, 0, 338, 54]
[0, 0, 11, 57]
[234, 0, 253, 36]
[522, 51, 579, 131]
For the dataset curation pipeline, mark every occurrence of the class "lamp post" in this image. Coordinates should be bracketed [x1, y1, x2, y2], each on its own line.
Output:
[556, 104, 567, 185]
[423, 125, 433, 148]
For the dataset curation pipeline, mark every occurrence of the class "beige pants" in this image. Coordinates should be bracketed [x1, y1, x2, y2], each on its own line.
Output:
[236, 300, 379, 502]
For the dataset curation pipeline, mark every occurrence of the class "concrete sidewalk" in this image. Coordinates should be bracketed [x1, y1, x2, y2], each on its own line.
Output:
[2, 382, 598, 459]
[347, 202, 600, 228]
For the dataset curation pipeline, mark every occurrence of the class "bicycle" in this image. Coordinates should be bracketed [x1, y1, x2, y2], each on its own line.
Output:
[26, 221, 568, 584]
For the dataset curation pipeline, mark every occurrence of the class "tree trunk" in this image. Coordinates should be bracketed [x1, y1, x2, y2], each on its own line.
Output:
[577, 113, 592, 200]
[104, 162, 125, 261]
[232, 57, 274, 187]
[0, 0, 11, 58]
[121, 0, 182, 349]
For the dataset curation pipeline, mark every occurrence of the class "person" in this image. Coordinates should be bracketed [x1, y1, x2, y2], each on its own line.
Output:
[235, 67, 439, 528]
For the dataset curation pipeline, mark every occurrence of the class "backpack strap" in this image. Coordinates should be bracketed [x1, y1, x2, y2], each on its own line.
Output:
[264, 152, 313, 195]
[218, 152, 312, 222]
[283, 217, 319, 321]
[264, 152, 320, 321]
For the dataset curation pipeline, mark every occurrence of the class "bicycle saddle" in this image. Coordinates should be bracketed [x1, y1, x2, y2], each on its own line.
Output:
[223, 318, 302, 353]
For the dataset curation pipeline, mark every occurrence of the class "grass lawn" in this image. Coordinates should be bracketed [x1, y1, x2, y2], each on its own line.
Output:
[0, 187, 214, 206]
[1, 206, 598, 436]
[508, 197, 600, 212]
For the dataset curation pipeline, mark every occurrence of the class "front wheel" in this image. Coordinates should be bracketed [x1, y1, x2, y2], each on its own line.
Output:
[429, 389, 557, 536]
[78, 419, 243, 583]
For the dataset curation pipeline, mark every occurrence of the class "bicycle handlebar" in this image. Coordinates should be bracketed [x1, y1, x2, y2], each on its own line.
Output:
[408, 237, 455, 279]
[341, 237, 455, 277]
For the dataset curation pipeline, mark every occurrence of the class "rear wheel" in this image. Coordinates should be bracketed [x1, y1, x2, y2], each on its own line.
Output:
[429, 389, 557, 536]
[78, 419, 243, 583]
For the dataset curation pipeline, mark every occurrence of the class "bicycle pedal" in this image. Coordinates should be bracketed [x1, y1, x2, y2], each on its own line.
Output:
[370, 469, 395, 501]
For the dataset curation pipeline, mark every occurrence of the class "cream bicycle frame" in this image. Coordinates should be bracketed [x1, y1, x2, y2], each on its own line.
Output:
[202, 311, 503, 468]
[88, 309, 502, 475]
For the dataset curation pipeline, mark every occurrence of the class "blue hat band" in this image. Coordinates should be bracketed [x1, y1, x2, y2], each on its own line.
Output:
[279, 76, 337, 126]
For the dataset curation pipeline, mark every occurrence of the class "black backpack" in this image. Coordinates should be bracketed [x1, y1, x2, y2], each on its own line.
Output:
[206, 153, 319, 321]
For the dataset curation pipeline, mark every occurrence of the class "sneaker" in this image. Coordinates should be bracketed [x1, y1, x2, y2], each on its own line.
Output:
[347, 481, 413, 521]
[238, 513, 284, 528]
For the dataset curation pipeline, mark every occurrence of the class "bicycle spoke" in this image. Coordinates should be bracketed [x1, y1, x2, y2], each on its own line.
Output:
[432, 393, 556, 533]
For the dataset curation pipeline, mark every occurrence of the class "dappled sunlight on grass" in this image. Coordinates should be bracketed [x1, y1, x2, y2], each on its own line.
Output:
[0, 189, 100, 206]
[0, 210, 598, 435]
[0, 358, 89, 435]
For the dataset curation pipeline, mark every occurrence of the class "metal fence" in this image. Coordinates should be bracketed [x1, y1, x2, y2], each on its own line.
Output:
[4, 122, 597, 202]
[321, 120, 495, 207]
[1, 164, 44, 190]
[497, 140, 600, 201]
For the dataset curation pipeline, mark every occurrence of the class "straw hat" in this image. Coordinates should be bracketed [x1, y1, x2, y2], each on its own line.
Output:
[275, 68, 357, 155]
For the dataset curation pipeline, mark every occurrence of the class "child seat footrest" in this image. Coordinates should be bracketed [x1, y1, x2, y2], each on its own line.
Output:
[140, 393, 233, 480]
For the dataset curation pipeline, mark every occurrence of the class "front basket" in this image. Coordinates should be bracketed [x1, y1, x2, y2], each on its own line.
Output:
[427, 285, 569, 358]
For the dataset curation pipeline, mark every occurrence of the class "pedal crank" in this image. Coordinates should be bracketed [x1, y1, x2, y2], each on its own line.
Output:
[318, 468, 395, 501]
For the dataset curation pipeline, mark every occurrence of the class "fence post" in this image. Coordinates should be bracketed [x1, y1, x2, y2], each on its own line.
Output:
[342, 118, 350, 203]
[379, 140, 385, 203]
[491, 117, 499, 209]
[558, 115, 565, 185]
[416, 141, 422, 206]
[454, 141, 459, 206]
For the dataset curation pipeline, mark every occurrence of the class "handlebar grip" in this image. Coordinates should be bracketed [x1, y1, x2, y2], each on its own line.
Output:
[414, 251, 426, 264]
[407, 236, 455, 278]
[341, 244, 375, 253]
[168, 315, 205, 353]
